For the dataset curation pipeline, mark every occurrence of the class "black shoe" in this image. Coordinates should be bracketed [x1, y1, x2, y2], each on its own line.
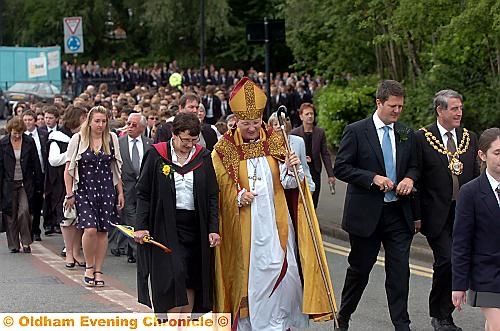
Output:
[10, 248, 20, 253]
[22, 246, 31, 253]
[431, 317, 462, 331]
[127, 256, 136, 263]
[33, 234, 42, 241]
[110, 248, 121, 257]
[60, 247, 66, 257]
[44, 229, 55, 236]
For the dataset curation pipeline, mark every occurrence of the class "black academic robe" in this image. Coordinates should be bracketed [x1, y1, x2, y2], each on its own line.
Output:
[135, 142, 219, 313]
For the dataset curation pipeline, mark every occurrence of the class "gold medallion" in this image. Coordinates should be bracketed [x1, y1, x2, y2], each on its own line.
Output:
[448, 157, 463, 175]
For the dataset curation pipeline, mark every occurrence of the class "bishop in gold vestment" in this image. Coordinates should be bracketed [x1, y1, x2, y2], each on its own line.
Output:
[212, 77, 336, 330]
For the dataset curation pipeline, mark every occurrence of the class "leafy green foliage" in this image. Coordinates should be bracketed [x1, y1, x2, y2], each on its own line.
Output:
[316, 76, 378, 148]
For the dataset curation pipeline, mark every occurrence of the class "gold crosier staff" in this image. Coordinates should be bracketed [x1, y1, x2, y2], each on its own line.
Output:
[277, 106, 339, 328]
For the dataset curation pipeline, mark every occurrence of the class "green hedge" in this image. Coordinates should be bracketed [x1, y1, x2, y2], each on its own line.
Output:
[315, 77, 378, 149]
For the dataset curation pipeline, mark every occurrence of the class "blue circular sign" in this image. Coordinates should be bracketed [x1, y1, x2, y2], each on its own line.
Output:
[67, 36, 81, 51]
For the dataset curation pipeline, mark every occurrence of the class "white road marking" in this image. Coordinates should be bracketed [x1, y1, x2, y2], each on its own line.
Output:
[322, 241, 433, 278]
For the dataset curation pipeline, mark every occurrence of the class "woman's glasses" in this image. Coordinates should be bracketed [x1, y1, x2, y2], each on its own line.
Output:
[177, 136, 200, 144]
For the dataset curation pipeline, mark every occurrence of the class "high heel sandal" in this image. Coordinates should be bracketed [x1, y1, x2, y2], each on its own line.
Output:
[93, 271, 105, 287]
[74, 259, 86, 268]
[66, 259, 86, 269]
[83, 266, 95, 287]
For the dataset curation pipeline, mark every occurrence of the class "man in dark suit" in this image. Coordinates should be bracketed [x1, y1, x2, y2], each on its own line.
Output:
[155, 93, 218, 151]
[110, 113, 153, 263]
[269, 85, 286, 113]
[22, 110, 48, 241]
[215, 89, 231, 119]
[414, 89, 479, 331]
[202, 85, 222, 125]
[333, 80, 418, 331]
[290, 103, 335, 208]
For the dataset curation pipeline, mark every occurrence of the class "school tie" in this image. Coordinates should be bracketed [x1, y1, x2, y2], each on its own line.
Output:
[382, 126, 397, 201]
[445, 132, 460, 200]
[131, 139, 140, 176]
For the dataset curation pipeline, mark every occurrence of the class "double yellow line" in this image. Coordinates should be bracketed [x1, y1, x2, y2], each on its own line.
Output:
[322, 241, 434, 278]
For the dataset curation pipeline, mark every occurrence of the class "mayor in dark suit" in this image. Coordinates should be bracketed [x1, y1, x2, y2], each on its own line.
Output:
[452, 128, 500, 331]
[414, 89, 479, 331]
[110, 113, 153, 263]
[333, 80, 418, 331]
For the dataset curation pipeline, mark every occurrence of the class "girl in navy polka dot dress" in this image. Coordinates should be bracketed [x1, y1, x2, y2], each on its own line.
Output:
[64, 106, 124, 287]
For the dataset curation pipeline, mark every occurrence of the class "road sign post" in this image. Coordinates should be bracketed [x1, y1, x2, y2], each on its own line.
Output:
[63, 17, 84, 54]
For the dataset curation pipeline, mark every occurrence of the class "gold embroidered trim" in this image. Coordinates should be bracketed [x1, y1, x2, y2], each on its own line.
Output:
[214, 128, 287, 184]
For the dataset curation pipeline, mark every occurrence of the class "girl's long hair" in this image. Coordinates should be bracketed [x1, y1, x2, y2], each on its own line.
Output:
[79, 106, 112, 155]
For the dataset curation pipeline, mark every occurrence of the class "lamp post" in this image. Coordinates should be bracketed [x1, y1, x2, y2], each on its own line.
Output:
[200, 0, 205, 70]
[264, 17, 271, 119]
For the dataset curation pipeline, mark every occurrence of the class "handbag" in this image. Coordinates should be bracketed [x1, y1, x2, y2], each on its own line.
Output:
[63, 197, 77, 220]
[62, 133, 80, 221]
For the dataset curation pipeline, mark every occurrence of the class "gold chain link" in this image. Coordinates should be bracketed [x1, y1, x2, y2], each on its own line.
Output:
[421, 128, 470, 158]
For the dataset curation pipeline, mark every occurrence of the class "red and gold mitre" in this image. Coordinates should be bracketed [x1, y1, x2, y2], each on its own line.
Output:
[229, 77, 267, 120]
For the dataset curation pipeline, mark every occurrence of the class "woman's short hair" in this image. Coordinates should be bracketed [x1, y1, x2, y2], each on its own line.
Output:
[268, 111, 292, 133]
[6, 116, 27, 133]
[172, 113, 201, 136]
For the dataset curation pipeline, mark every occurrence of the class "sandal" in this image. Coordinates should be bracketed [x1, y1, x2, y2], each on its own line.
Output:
[74, 259, 86, 268]
[83, 266, 95, 287]
[65, 261, 76, 269]
[93, 271, 105, 287]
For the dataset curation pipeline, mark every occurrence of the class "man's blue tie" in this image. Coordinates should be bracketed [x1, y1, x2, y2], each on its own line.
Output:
[382, 126, 397, 201]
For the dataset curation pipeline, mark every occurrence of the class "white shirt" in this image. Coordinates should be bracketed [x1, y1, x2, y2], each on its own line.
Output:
[47, 126, 58, 134]
[485, 169, 500, 207]
[25, 128, 44, 172]
[206, 96, 214, 118]
[128, 135, 144, 166]
[373, 112, 396, 161]
[170, 140, 195, 210]
[437, 121, 458, 148]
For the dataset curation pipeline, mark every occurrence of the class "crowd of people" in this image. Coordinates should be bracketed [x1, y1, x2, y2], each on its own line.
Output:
[0, 67, 499, 331]
[60, 60, 321, 126]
